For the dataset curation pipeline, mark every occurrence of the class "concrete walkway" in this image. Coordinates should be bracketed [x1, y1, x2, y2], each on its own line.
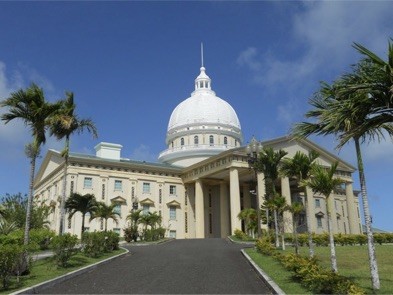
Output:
[38, 239, 272, 294]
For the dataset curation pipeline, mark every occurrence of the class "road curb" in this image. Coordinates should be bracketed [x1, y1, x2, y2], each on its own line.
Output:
[11, 247, 129, 295]
[241, 248, 286, 295]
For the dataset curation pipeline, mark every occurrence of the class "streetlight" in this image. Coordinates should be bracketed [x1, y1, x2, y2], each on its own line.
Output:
[246, 137, 263, 238]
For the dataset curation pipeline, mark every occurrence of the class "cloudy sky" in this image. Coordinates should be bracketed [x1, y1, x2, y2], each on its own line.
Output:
[0, 1, 392, 231]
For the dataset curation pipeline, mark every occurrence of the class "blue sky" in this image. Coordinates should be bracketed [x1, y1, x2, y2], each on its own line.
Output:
[0, 1, 392, 231]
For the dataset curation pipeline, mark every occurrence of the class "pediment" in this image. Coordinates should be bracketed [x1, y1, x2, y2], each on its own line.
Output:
[34, 150, 64, 186]
[315, 211, 325, 217]
[140, 198, 155, 206]
[111, 196, 127, 204]
[166, 200, 181, 207]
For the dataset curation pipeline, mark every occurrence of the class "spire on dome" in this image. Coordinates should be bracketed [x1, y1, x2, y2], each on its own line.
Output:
[194, 43, 213, 93]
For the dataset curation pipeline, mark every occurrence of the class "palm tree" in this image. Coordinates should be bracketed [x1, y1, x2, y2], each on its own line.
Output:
[90, 202, 120, 231]
[0, 84, 59, 245]
[254, 147, 288, 248]
[126, 209, 142, 242]
[237, 208, 257, 238]
[288, 201, 304, 255]
[272, 195, 288, 250]
[65, 193, 98, 237]
[301, 162, 344, 273]
[49, 92, 98, 235]
[292, 79, 392, 289]
[280, 150, 319, 257]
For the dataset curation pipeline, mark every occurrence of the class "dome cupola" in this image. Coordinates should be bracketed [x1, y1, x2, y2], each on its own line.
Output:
[158, 56, 243, 167]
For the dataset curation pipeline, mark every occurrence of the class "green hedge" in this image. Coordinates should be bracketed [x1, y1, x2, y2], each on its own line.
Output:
[0, 228, 55, 251]
[255, 238, 364, 294]
[81, 231, 119, 257]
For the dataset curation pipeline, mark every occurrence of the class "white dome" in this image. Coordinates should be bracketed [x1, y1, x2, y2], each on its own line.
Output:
[168, 66, 241, 131]
[168, 93, 241, 131]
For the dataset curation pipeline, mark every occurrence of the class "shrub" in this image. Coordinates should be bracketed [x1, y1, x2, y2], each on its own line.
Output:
[82, 232, 105, 258]
[234, 229, 248, 241]
[29, 228, 56, 250]
[255, 237, 276, 256]
[51, 233, 79, 267]
[0, 244, 26, 289]
[123, 226, 138, 242]
[103, 231, 120, 251]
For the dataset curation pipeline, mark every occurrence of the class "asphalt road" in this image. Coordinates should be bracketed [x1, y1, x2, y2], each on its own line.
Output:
[39, 239, 272, 294]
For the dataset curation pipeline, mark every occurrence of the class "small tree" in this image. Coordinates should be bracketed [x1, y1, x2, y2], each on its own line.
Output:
[90, 202, 120, 232]
[65, 193, 97, 237]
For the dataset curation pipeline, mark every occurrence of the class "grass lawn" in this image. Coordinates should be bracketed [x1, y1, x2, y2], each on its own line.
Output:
[247, 244, 393, 294]
[281, 245, 393, 294]
[229, 235, 257, 243]
[0, 248, 127, 294]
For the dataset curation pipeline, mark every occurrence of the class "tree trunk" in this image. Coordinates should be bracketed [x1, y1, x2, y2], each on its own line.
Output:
[293, 218, 299, 255]
[24, 155, 36, 245]
[81, 213, 86, 238]
[58, 138, 69, 235]
[274, 209, 279, 248]
[326, 197, 338, 273]
[105, 218, 108, 232]
[355, 138, 380, 290]
[304, 187, 315, 257]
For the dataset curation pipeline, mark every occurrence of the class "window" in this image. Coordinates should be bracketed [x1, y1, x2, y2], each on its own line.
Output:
[114, 180, 122, 191]
[181, 138, 184, 146]
[209, 135, 214, 146]
[169, 206, 176, 220]
[159, 188, 162, 204]
[315, 199, 321, 208]
[185, 212, 188, 233]
[114, 204, 121, 217]
[113, 228, 121, 235]
[169, 185, 176, 195]
[101, 184, 105, 200]
[143, 182, 150, 193]
[84, 177, 92, 189]
[317, 216, 323, 228]
[143, 204, 150, 215]
[194, 135, 199, 145]
[169, 230, 176, 238]
[224, 136, 228, 145]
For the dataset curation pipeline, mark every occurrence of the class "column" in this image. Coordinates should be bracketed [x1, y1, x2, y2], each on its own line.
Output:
[195, 180, 205, 238]
[306, 187, 316, 233]
[220, 182, 230, 238]
[229, 168, 241, 234]
[327, 196, 338, 234]
[281, 177, 293, 233]
[242, 183, 251, 209]
[257, 172, 266, 231]
[345, 182, 359, 234]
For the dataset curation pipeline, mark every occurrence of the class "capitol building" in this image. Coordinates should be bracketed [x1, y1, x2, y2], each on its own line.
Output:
[34, 63, 362, 239]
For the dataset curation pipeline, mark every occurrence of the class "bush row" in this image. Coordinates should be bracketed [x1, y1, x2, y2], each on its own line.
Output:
[0, 228, 55, 251]
[123, 227, 166, 242]
[81, 231, 120, 257]
[255, 238, 364, 294]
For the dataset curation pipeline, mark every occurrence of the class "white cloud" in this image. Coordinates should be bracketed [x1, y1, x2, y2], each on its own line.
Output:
[129, 144, 157, 162]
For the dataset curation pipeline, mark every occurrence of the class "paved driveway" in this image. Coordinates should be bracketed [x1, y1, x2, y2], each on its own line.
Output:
[40, 239, 271, 294]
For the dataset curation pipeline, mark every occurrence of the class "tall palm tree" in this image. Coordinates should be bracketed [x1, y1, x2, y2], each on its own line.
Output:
[280, 150, 319, 257]
[301, 162, 344, 273]
[272, 195, 288, 250]
[49, 92, 98, 235]
[90, 202, 120, 232]
[288, 201, 304, 255]
[65, 193, 98, 237]
[254, 147, 288, 248]
[0, 84, 59, 245]
[126, 209, 142, 242]
[292, 80, 392, 289]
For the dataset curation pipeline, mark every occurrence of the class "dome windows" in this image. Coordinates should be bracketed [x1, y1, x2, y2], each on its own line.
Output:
[194, 136, 199, 146]
[181, 138, 184, 146]
[209, 135, 214, 146]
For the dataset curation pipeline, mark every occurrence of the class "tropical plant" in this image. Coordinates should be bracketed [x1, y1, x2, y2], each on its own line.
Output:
[0, 84, 60, 245]
[280, 150, 319, 257]
[292, 71, 392, 289]
[237, 208, 257, 238]
[301, 162, 345, 273]
[253, 147, 288, 248]
[65, 193, 98, 237]
[49, 92, 98, 235]
[89, 202, 120, 231]
[125, 209, 142, 242]
[288, 201, 305, 254]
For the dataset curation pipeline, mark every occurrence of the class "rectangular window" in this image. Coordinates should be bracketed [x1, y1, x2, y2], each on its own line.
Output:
[143, 182, 150, 193]
[143, 204, 150, 215]
[169, 206, 176, 220]
[84, 177, 92, 189]
[169, 230, 176, 238]
[169, 185, 176, 195]
[317, 216, 323, 228]
[113, 228, 121, 235]
[114, 204, 121, 217]
[114, 180, 122, 191]
[315, 199, 321, 208]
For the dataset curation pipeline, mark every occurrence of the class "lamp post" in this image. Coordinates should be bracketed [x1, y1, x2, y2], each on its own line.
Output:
[246, 137, 263, 238]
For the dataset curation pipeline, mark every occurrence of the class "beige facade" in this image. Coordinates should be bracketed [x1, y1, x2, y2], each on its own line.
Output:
[34, 136, 362, 238]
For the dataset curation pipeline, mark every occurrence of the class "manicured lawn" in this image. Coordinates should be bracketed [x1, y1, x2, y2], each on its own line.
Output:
[0, 248, 127, 294]
[247, 245, 393, 294]
[245, 248, 311, 294]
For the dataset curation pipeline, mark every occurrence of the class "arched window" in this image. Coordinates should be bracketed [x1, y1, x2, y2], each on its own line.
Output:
[209, 135, 214, 146]
[181, 138, 184, 146]
[194, 135, 199, 146]
[224, 136, 228, 145]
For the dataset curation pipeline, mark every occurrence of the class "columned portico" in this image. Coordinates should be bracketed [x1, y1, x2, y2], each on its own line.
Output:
[229, 168, 241, 234]
[195, 179, 205, 238]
